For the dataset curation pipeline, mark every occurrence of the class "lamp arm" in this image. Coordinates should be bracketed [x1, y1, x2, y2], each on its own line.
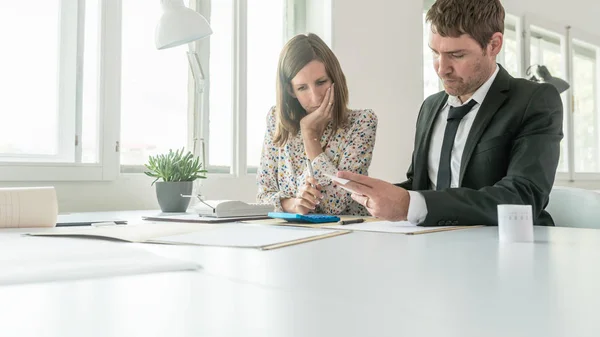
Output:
[186, 44, 206, 168]
[187, 44, 205, 93]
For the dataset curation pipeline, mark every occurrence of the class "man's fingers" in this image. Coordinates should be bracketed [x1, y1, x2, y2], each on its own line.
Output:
[337, 171, 376, 187]
[351, 193, 374, 213]
[341, 181, 369, 196]
[351, 193, 367, 205]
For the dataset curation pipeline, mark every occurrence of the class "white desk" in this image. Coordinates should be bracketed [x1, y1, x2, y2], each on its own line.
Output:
[2, 211, 600, 337]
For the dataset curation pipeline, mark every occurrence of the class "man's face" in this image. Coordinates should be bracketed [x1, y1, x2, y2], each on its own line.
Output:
[429, 30, 500, 99]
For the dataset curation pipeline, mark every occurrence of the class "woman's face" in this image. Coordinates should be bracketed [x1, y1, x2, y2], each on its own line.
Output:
[289, 60, 332, 113]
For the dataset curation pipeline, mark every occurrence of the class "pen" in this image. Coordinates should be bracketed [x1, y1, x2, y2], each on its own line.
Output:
[337, 218, 365, 226]
[306, 159, 316, 188]
[306, 159, 315, 179]
[91, 221, 119, 227]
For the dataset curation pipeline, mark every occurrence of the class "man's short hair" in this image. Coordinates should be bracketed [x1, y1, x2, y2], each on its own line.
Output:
[426, 0, 505, 50]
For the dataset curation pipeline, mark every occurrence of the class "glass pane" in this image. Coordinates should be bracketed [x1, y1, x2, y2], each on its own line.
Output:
[82, 0, 100, 163]
[423, 13, 440, 99]
[573, 44, 597, 172]
[208, 0, 234, 168]
[541, 40, 562, 78]
[120, 0, 189, 166]
[246, 0, 284, 168]
[540, 39, 568, 173]
[503, 28, 519, 77]
[0, 1, 59, 156]
[530, 34, 568, 172]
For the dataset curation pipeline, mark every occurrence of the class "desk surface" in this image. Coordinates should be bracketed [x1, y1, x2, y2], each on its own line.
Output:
[2, 211, 600, 337]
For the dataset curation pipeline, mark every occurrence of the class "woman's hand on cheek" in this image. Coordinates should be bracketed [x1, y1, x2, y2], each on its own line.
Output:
[300, 84, 335, 138]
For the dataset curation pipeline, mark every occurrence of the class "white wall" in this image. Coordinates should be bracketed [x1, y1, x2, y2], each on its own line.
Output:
[502, 0, 600, 37]
[331, 0, 423, 182]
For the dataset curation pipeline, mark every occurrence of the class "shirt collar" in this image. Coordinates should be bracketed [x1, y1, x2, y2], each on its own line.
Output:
[447, 64, 500, 108]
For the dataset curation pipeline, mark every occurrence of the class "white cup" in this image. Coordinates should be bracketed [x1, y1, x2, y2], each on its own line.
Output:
[497, 204, 534, 242]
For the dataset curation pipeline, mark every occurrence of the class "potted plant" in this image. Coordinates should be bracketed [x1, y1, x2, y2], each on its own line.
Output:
[144, 148, 207, 212]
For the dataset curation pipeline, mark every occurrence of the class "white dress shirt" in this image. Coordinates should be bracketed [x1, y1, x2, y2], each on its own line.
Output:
[407, 65, 500, 224]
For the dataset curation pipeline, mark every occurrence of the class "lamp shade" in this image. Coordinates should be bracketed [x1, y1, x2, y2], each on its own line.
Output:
[526, 65, 570, 94]
[536, 65, 570, 94]
[155, 0, 212, 50]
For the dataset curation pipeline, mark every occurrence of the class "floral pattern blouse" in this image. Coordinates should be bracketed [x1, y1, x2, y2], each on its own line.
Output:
[257, 107, 378, 215]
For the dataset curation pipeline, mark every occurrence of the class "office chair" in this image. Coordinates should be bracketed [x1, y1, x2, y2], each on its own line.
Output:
[546, 186, 600, 229]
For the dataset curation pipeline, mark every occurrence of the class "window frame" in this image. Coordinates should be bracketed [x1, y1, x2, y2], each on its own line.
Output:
[0, 0, 119, 182]
[557, 26, 600, 181]
[1, 0, 302, 182]
[123, 0, 300, 176]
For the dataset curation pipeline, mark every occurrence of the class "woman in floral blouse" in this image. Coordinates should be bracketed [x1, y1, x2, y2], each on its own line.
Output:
[256, 33, 378, 216]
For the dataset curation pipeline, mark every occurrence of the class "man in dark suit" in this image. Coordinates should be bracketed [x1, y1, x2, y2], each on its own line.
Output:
[337, 0, 563, 226]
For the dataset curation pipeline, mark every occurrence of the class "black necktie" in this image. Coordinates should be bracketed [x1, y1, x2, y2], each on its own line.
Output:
[435, 99, 478, 190]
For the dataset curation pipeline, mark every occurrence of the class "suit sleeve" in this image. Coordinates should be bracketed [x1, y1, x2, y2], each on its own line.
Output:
[418, 84, 563, 226]
[396, 101, 429, 190]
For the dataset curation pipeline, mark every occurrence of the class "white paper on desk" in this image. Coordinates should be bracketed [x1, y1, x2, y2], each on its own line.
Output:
[0, 235, 199, 285]
[322, 220, 456, 234]
[149, 224, 343, 249]
[27, 222, 209, 242]
[322, 173, 366, 195]
[142, 213, 269, 223]
[0, 187, 57, 228]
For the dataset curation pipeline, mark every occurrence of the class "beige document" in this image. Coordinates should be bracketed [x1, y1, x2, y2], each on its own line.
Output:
[0, 187, 57, 228]
[27, 222, 350, 250]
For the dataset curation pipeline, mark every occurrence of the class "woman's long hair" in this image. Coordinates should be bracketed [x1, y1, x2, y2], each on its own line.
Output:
[273, 33, 349, 146]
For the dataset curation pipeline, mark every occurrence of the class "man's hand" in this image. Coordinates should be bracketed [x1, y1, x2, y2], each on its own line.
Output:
[281, 177, 324, 214]
[336, 171, 410, 221]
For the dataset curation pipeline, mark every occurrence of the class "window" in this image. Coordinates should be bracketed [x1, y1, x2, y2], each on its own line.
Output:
[120, 0, 190, 167]
[524, 19, 600, 180]
[207, 0, 290, 173]
[82, 0, 101, 164]
[206, 0, 234, 170]
[0, 0, 115, 181]
[0, 1, 77, 162]
[528, 26, 568, 173]
[572, 41, 598, 172]
[500, 15, 521, 77]
[121, 0, 295, 174]
[0, 2, 60, 160]
[246, 0, 285, 170]
[0, 0, 305, 181]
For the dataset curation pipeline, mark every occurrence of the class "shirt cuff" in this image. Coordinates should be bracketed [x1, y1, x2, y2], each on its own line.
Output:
[407, 191, 428, 225]
[310, 153, 337, 186]
[272, 192, 293, 212]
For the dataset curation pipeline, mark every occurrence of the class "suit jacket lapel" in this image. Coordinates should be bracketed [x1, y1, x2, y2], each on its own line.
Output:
[458, 66, 510, 185]
[414, 94, 448, 190]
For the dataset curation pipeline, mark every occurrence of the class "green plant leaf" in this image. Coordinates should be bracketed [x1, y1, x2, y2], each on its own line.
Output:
[143, 147, 208, 185]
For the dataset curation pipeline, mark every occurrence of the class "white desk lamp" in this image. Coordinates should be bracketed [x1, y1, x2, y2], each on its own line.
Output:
[155, 0, 212, 91]
[155, 0, 211, 165]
